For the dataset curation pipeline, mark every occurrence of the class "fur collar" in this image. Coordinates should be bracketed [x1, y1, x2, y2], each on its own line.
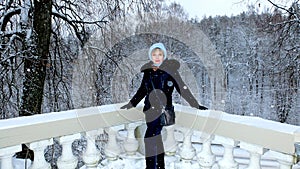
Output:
[141, 59, 180, 72]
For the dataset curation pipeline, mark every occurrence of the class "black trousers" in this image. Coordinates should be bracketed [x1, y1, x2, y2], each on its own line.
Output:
[144, 111, 165, 169]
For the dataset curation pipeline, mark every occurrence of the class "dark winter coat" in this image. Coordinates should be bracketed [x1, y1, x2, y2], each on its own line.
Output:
[129, 59, 202, 112]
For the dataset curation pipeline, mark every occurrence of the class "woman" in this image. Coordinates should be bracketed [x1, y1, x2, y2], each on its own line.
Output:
[121, 42, 207, 169]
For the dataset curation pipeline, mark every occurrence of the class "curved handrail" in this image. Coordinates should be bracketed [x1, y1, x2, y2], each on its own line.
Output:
[1, 102, 299, 156]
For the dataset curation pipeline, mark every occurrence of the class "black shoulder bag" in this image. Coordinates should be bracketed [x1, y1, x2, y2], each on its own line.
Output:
[160, 105, 175, 126]
[150, 77, 175, 126]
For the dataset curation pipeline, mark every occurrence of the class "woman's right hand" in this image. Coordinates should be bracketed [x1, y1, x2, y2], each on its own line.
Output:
[120, 102, 133, 109]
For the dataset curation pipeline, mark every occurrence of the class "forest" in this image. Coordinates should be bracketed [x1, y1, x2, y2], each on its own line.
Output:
[0, 0, 299, 125]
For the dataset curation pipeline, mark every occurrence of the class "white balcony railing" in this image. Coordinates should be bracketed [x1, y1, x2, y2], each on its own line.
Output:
[1, 103, 300, 169]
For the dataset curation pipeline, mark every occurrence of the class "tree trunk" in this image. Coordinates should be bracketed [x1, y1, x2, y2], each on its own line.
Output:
[20, 0, 52, 116]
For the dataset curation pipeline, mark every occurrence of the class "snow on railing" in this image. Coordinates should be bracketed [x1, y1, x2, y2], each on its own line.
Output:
[0, 103, 300, 169]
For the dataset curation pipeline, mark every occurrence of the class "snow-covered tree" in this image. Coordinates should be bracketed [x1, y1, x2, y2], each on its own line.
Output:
[198, 5, 299, 124]
[0, 0, 158, 118]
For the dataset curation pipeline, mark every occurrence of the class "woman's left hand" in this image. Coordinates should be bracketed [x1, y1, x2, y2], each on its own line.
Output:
[198, 105, 208, 110]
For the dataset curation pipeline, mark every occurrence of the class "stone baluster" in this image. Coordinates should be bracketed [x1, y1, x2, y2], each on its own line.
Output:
[104, 127, 121, 160]
[29, 139, 53, 169]
[179, 129, 196, 160]
[216, 136, 239, 169]
[240, 142, 265, 169]
[197, 134, 216, 168]
[175, 129, 199, 168]
[164, 125, 178, 156]
[268, 150, 295, 169]
[295, 143, 300, 164]
[82, 129, 103, 168]
[57, 133, 81, 169]
[0, 145, 21, 169]
[123, 123, 139, 155]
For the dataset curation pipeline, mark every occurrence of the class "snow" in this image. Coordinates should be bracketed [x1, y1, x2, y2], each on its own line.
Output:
[218, 110, 300, 133]
[174, 104, 300, 134]
[12, 157, 31, 169]
[0, 110, 77, 129]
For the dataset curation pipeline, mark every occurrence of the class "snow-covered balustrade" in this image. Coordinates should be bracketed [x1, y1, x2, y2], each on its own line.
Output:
[0, 103, 300, 169]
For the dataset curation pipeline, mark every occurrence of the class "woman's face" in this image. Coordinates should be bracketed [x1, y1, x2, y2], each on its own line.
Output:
[151, 49, 164, 65]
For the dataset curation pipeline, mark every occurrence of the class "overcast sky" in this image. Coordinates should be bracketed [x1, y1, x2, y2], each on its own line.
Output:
[167, 0, 289, 19]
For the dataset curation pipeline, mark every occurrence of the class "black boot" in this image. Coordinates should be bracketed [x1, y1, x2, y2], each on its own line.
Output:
[145, 154, 165, 169]
[145, 156, 156, 169]
[157, 153, 165, 169]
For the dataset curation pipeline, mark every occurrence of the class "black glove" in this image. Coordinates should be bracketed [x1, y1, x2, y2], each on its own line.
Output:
[120, 102, 133, 109]
[198, 105, 208, 110]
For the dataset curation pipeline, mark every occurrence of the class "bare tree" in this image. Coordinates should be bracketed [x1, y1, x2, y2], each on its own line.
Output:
[264, 0, 299, 123]
[0, 0, 159, 118]
[1, 0, 161, 165]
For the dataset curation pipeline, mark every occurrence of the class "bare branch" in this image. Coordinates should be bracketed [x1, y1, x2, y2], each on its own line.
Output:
[269, 18, 300, 26]
[266, 0, 295, 14]
[51, 11, 87, 45]
[0, 8, 21, 31]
